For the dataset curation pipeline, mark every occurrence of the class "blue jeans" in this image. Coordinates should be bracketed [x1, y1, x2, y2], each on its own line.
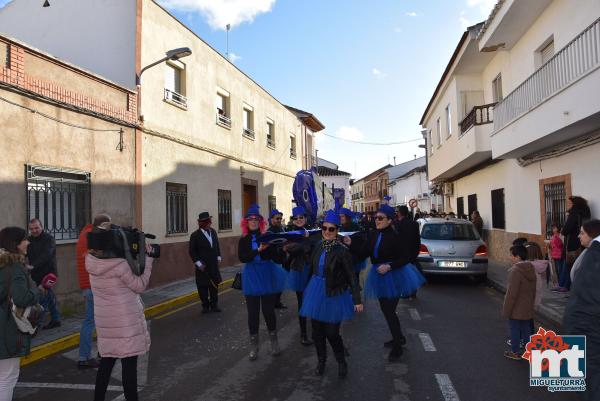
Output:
[556, 258, 571, 289]
[78, 289, 95, 361]
[508, 319, 532, 353]
[39, 288, 61, 325]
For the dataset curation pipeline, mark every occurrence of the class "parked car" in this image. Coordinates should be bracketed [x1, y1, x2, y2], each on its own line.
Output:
[417, 218, 488, 279]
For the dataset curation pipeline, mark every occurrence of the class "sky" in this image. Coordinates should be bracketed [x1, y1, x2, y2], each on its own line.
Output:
[0, 0, 496, 179]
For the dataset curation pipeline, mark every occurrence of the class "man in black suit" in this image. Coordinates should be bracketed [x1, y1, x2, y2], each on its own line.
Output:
[395, 205, 422, 299]
[189, 212, 223, 313]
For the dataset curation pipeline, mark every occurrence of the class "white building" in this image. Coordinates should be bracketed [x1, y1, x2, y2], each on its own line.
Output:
[386, 157, 429, 211]
[420, 0, 600, 261]
[316, 158, 352, 208]
[351, 178, 365, 212]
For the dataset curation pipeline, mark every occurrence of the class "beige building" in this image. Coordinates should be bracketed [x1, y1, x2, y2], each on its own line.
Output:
[0, 0, 319, 286]
[0, 35, 137, 308]
[420, 0, 600, 261]
[351, 178, 365, 213]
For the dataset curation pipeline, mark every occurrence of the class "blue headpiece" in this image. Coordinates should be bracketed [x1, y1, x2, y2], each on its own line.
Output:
[270, 209, 283, 218]
[339, 207, 353, 217]
[323, 209, 341, 226]
[378, 204, 396, 219]
[292, 206, 306, 217]
[383, 195, 392, 201]
[245, 204, 262, 218]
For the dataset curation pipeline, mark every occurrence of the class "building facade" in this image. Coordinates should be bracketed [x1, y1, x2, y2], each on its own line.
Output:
[0, 0, 319, 288]
[316, 159, 351, 208]
[351, 178, 365, 212]
[361, 165, 392, 212]
[420, 0, 600, 261]
[0, 35, 137, 308]
[386, 157, 429, 211]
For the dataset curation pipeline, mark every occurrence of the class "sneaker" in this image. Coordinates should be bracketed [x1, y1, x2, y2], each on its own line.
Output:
[43, 320, 61, 330]
[550, 286, 564, 292]
[77, 358, 100, 369]
[505, 339, 525, 348]
[504, 350, 522, 361]
[557, 287, 569, 293]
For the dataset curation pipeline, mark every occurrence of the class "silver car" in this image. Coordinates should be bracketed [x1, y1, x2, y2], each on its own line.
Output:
[416, 218, 488, 279]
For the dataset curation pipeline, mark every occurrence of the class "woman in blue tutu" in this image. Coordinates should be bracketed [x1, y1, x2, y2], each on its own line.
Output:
[343, 205, 425, 362]
[238, 204, 287, 361]
[339, 208, 368, 287]
[300, 210, 363, 378]
[282, 206, 317, 346]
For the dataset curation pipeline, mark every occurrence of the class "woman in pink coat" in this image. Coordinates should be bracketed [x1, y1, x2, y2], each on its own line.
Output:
[86, 240, 154, 401]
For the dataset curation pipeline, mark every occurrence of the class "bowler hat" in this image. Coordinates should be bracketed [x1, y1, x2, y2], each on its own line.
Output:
[198, 212, 212, 221]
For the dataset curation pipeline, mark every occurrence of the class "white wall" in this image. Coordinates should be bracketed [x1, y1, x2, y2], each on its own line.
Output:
[0, 0, 137, 88]
[322, 175, 351, 208]
[389, 172, 428, 207]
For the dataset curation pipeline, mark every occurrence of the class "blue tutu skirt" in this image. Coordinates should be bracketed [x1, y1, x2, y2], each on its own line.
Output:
[364, 263, 426, 299]
[354, 259, 368, 273]
[300, 275, 355, 323]
[242, 260, 288, 296]
[286, 263, 312, 292]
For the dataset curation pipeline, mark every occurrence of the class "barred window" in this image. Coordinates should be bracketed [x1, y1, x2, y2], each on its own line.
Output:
[218, 189, 232, 231]
[543, 182, 566, 238]
[26, 165, 91, 241]
[268, 195, 277, 215]
[166, 183, 188, 234]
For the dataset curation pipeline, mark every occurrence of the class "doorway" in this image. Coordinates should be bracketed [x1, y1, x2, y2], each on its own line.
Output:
[242, 178, 258, 215]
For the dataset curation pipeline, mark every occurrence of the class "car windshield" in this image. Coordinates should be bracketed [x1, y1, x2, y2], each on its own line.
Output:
[421, 223, 479, 241]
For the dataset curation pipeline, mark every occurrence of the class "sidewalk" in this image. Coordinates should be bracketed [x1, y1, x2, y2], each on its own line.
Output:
[487, 261, 569, 329]
[22, 264, 242, 366]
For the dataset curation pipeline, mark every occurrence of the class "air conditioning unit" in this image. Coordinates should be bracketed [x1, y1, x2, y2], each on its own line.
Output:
[443, 182, 454, 195]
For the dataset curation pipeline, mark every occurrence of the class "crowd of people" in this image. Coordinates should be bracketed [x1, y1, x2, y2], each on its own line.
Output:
[1, 194, 599, 399]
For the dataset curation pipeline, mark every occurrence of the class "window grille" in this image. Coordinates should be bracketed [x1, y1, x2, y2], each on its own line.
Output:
[543, 182, 566, 238]
[166, 183, 188, 234]
[218, 189, 232, 231]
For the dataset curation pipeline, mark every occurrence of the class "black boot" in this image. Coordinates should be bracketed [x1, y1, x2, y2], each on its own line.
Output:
[333, 341, 348, 378]
[301, 333, 314, 346]
[388, 344, 403, 362]
[314, 337, 327, 376]
[384, 334, 407, 348]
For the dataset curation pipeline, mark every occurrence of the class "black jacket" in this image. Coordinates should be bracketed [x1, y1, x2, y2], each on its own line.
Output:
[349, 225, 410, 270]
[562, 209, 590, 252]
[238, 231, 286, 264]
[341, 222, 366, 266]
[27, 232, 57, 285]
[267, 224, 286, 234]
[309, 241, 361, 305]
[189, 228, 222, 285]
[284, 233, 321, 272]
[394, 217, 421, 264]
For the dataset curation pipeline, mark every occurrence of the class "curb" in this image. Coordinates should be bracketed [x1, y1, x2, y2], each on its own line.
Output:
[486, 277, 563, 330]
[21, 278, 234, 367]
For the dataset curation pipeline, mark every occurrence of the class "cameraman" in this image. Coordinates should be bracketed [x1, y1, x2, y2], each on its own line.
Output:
[86, 222, 155, 401]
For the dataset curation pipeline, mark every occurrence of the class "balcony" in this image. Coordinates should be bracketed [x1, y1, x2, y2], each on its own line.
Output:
[217, 113, 232, 129]
[243, 128, 255, 139]
[164, 88, 187, 109]
[491, 17, 600, 158]
[459, 103, 495, 135]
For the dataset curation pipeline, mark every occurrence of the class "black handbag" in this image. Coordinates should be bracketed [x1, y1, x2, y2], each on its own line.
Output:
[231, 272, 242, 290]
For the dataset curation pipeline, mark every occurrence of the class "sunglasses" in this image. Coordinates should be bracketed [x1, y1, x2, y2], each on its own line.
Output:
[375, 216, 388, 221]
[292, 216, 305, 221]
[321, 226, 338, 233]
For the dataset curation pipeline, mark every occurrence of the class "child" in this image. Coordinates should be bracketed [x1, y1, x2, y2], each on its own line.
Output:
[503, 245, 537, 360]
[525, 242, 549, 332]
[548, 224, 566, 292]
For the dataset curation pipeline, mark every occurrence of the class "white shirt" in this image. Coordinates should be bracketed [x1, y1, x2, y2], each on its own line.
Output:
[594, 234, 600, 245]
[201, 228, 213, 248]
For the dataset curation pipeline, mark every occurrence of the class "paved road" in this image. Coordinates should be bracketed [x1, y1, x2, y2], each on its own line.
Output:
[14, 276, 578, 401]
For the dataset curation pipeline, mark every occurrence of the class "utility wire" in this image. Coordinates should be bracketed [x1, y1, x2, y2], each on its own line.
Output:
[319, 132, 422, 145]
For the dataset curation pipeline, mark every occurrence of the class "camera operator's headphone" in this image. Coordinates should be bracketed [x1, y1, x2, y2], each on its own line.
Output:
[115, 227, 146, 276]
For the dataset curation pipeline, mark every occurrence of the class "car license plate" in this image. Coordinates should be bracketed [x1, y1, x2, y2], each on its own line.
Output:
[438, 261, 466, 268]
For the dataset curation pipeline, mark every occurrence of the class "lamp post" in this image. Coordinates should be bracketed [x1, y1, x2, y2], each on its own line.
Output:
[419, 129, 430, 211]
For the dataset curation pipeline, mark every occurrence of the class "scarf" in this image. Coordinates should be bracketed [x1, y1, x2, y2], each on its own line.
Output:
[322, 239, 340, 253]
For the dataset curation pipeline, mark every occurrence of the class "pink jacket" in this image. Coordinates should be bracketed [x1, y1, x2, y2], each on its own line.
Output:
[550, 234, 563, 260]
[86, 254, 153, 358]
[531, 259, 548, 308]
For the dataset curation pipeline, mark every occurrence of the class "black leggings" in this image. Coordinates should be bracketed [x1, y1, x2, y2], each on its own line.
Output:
[245, 294, 277, 335]
[94, 356, 138, 401]
[312, 319, 345, 361]
[378, 297, 404, 345]
[296, 291, 308, 335]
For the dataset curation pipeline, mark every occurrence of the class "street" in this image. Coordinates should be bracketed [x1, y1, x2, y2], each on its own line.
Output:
[13, 276, 576, 401]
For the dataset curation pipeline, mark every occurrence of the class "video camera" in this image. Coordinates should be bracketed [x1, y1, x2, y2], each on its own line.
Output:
[87, 224, 160, 276]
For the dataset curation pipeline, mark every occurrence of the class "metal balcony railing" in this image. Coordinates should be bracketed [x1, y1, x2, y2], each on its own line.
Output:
[459, 103, 496, 134]
[164, 88, 187, 108]
[290, 149, 297, 159]
[243, 128, 255, 139]
[494, 17, 600, 132]
[217, 113, 232, 128]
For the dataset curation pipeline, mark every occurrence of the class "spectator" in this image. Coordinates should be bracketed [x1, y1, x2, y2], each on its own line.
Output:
[561, 196, 592, 291]
[471, 211, 483, 237]
[75, 214, 111, 369]
[27, 219, 61, 330]
[267, 209, 287, 310]
[547, 224, 566, 292]
[563, 219, 600, 400]
[524, 242, 549, 335]
[502, 245, 536, 361]
[0, 227, 40, 401]
[395, 205, 421, 300]
[189, 212, 223, 314]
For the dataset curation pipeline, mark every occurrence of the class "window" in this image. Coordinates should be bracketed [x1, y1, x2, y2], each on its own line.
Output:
[164, 62, 187, 107]
[543, 181, 567, 238]
[243, 104, 254, 138]
[268, 195, 277, 214]
[216, 91, 231, 128]
[166, 183, 188, 234]
[467, 194, 478, 218]
[290, 134, 297, 158]
[421, 223, 479, 241]
[26, 165, 91, 241]
[266, 119, 275, 148]
[436, 118, 442, 146]
[491, 188, 506, 229]
[428, 130, 433, 155]
[457, 196, 464, 218]
[492, 74, 503, 103]
[538, 39, 555, 67]
[218, 189, 232, 231]
[445, 104, 452, 137]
